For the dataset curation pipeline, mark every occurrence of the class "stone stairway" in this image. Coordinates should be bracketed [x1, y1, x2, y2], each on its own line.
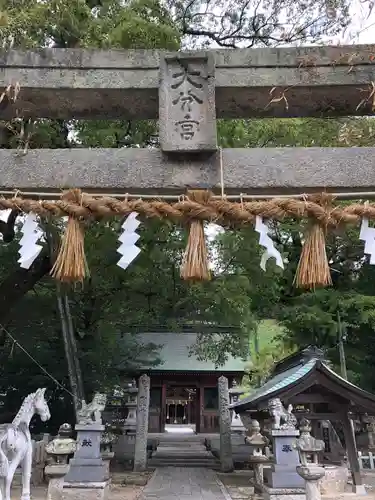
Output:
[148, 435, 220, 469]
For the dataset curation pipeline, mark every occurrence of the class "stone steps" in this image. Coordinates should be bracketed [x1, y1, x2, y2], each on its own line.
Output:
[149, 460, 220, 469]
[149, 437, 220, 469]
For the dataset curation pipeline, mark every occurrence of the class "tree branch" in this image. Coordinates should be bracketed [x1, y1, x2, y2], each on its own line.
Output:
[0, 209, 19, 243]
[0, 250, 52, 343]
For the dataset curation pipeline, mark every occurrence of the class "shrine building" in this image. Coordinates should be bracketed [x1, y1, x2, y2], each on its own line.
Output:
[130, 330, 248, 434]
[233, 345, 375, 492]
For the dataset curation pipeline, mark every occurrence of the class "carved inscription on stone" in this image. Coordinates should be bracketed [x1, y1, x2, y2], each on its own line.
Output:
[282, 444, 293, 452]
[159, 53, 217, 153]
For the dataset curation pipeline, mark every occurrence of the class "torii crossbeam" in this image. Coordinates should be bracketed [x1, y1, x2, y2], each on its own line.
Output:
[0, 44, 374, 197]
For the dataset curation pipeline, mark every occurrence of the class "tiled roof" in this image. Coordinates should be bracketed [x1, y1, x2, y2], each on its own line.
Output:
[136, 332, 248, 372]
[233, 358, 317, 408]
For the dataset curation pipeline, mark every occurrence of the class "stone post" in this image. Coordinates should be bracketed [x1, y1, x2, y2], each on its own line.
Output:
[218, 375, 234, 472]
[133, 374, 150, 472]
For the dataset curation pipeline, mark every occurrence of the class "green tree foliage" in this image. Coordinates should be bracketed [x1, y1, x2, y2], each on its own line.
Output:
[0, 0, 363, 50]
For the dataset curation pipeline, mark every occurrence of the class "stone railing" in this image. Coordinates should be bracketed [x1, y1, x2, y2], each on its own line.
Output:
[31, 434, 50, 485]
[358, 450, 375, 469]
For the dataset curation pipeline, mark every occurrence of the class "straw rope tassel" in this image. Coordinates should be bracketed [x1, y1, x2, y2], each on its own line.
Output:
[181, 190, 212, 281]
[51, 189, 89, 283]
[294, 195, 332, 290]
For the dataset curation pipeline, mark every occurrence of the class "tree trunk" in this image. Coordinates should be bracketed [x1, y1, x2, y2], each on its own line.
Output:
[0, 250, 51, 345]
[56, 285, 82, 419]
[64, 293, 85, 401]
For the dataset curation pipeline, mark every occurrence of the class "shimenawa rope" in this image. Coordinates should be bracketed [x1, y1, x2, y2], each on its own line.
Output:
[1, 190, 375, 226]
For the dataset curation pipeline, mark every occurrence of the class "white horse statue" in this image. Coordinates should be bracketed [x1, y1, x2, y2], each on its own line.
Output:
[0, 388, 51, 500]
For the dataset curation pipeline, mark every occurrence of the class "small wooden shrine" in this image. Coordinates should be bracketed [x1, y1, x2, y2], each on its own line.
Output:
[233, 346, 375, 491]
[132, 330, 248, 433]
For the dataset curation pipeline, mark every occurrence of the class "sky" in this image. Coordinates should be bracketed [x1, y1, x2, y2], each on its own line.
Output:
[338, 0, 375, 44]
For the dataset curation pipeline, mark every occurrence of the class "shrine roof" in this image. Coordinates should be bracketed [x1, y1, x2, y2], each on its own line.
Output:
[233, 345, 375, 413]
[135, 332, 248, 373]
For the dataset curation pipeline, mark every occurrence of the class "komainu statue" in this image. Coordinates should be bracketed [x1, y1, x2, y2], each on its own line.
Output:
[77, 393, 107, 425]
[268, 397, 297, 430]
[0, 388, 51, 500]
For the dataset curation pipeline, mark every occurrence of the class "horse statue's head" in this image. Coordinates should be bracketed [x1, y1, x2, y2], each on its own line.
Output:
[33, 388, 51, 422]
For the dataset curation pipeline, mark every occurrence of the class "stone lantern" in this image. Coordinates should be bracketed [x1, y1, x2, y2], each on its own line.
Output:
[294, 418, 326, 500]
[123, 379, 138, 435]
[45, 423, 77, 500]
[245, 419, 270, 485]
[229, 380, 246, 434]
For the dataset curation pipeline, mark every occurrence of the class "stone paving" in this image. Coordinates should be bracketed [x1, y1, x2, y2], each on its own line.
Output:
[140, 467, 231, 500]
[10, 484, 143, 500]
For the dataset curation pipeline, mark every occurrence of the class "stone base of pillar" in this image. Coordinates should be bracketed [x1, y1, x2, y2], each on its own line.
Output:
[64, 424, 106, 483]
[352, 484, 367, 495]
[265, 429, 304, 489]
[47, 477, 65, 500]
[45, 464, 69, 500]
[101, 452, 114, 481]
[64, 457, 107, 482]
[265, 465, 305, 489]
[62, 481, 110, 500]
[261, 484, 306, 500]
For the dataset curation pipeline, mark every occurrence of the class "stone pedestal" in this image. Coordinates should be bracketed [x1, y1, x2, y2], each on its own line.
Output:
[64, 424, 107, 483]
[352, 484, 367, 495]
[296, 465, 325, 500]
[62, 481, 109, 500]
[101, 451, 114, 480]
[261, 484, 306, 500]
[114, 433, 136, 463]
[45, 464, 69, 500]
[264, 430, 304, 488]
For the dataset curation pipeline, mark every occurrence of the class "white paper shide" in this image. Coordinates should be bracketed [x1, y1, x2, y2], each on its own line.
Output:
[360, 217, 375, 264]
[18, 213, 43, 269]
[117, 212, 141, 270]
[255, 216, 284, 271]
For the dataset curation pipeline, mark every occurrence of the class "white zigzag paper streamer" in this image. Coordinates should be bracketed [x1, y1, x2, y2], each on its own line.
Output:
[255, 216, 284, 272]
[0, 209, 10, 224]
[18, 213, 43, 269]
[360, 218, 375, 265]
[117, 212, 141, 270]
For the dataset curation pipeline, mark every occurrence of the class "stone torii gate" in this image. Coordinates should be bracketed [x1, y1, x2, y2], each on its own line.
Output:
[1, 44, 374, 477]
[0, 44, 375, 195]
